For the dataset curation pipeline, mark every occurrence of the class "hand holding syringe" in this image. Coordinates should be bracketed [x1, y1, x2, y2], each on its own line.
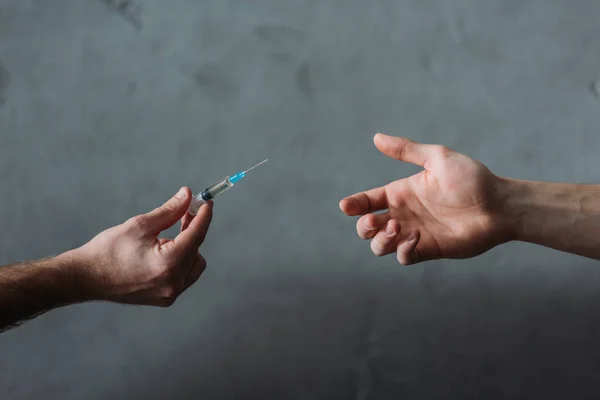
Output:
[188, 159, 268, 215]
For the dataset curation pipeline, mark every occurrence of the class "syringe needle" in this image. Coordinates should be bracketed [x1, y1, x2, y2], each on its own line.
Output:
[189, 158, 268, 215]
[245, 159, 268, 173]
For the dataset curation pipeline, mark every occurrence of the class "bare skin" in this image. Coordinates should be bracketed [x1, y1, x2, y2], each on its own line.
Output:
[0, 187, 212, 331]
[340, 133, 600, 265]
[3, 134, 600, 331]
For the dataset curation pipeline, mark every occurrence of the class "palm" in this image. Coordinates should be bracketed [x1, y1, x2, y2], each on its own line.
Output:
[386, 162, 495, 259]
[340, 134, 500, 265]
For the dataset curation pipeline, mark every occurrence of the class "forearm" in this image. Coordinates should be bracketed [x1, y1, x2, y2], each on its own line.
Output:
[0, 250, 92, 332]
[498, 178, 600, 259]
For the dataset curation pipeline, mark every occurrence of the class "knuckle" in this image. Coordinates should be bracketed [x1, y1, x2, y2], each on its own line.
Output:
[152, 262, 174, 280]
[158, 297, 177, 308]
[197, 254, 207, 270]
[126, 215, 148, 232]
[159, 284, 181, 307]
[162, 285, 178, 299]
[161, 199, 178, 213]
[398, 140, 410, 160]
[358, 192, 372, 212]
[435, 145, 452, 158]
[149, 263, 182, 288]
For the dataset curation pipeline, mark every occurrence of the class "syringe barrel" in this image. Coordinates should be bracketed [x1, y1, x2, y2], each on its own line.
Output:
[188, 194, 207, 216]
[188, 177, 234, 215]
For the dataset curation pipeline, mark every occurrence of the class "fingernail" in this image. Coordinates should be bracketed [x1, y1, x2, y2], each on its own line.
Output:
[365, 224, 375, 231]
[406, 232, 418, 242]
[385, 224, 395, 237]
[176, 187, 186, 199]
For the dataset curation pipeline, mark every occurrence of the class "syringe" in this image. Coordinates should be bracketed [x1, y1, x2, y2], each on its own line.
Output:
[188, 159, 268, 215]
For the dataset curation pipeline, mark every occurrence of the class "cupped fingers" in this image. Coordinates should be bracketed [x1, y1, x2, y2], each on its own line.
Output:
[396, 231, 421, 266]
[339, 187, 388, 216]
[180, 212, 194, 232]
[370, 220, 400, 256]
[183, 253, 207, 291]
[357, 213, 391, 239]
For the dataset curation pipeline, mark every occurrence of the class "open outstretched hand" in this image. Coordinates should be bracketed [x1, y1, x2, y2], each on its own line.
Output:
[340, 133, 506, 265]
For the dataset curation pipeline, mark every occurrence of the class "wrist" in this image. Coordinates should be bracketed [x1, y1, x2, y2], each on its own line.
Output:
[489, 177, 600, 259]
[489, 177, 532, 243]
[492, 177, 570, 245]
[53, 248, 101, 303]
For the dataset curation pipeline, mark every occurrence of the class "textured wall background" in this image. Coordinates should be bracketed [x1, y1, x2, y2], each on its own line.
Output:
[2, 1, 600, 398]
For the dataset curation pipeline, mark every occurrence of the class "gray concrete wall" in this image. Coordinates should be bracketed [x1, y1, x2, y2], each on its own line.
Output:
[2, 1, 600, 398]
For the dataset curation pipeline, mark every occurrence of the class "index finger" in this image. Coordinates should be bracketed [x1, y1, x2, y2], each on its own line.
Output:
[173, 201, 213, 253]
[374, 133, 437, 167]
[339, 186, 387, 216]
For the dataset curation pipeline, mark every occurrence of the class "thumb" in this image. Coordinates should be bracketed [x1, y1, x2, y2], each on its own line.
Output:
[374, 133, 438, 168]
[137, 187, 192, 236]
